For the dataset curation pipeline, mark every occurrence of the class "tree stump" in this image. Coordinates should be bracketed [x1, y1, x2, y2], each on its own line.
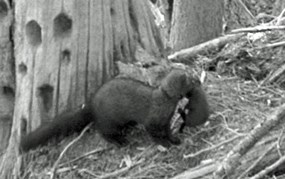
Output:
[0, 1, 165, 178]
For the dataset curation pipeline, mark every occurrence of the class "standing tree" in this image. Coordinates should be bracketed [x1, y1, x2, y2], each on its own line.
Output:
[169, 0, 224, 51]
[0, 0, 165, 178]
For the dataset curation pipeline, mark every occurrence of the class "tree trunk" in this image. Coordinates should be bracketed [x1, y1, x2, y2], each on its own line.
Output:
[0, 0, 164, 178]
[0, 0, 15, 154]
[169, 0, 224, 51]
[224, 0, 256, 32]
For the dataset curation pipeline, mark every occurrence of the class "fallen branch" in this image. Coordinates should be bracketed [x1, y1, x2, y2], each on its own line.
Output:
[237, 143, 276, 179]
[228, 135, 285, 178]
[250, 155, 285, 179]
[50, 123, 92, 179]
[230, 25, 285, 34]
[168, 34, 244, 61]
[214, 104, 285, 178]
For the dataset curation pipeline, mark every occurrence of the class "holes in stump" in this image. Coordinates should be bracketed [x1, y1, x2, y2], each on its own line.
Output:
[167, 0, 174, 20]
[53, 13, 72, 38]
[26, 20, 42, 46]
[18, 62, 27, 74]
[61, 49, 71, 64]
[21, 117, 27, 135]
[110, 7, 115, 15]
[38, 84, 53, 112]
[2, 86, 14, 97]
[0, 0, 8, 20]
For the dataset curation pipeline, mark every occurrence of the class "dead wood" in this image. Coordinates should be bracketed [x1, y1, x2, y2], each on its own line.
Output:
[235, 132, 285, 178]
[171, 104, 285, 179]
[171, 161, 218, 179]
[250, 154, 285, 179]
[230, 25, 285, 34]
[214, 104, 285, 178]
[168, 34, 244, 62]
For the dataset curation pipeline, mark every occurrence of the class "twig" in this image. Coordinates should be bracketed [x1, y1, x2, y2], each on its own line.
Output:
[98, 158, 143, 179]
[231, 25, 285, 34]
[188, 124, 222, 138]
[237, 0, 255, 21]
[50, 123, 92, 179]
[276, 8, 285, 25]
[250, 154, 285, 179]
[277, 127, 285, 157]
[47, 166, 78, 175]
[183, 135, 242, 159]
[223, 125, 245, 137]
[79, 168, 98, 178]
[256, 13, 276, 22]
[59, 147, 106, 167]
[215, 112, 245, 136]
[257, 41, 285, 49]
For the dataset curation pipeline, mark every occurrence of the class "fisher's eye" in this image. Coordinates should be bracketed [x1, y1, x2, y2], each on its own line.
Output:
[185, 91, 193, 98]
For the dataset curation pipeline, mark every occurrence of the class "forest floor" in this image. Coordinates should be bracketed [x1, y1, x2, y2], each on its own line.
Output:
[21, 0, 285, 178]
[21, 35, 285, 179]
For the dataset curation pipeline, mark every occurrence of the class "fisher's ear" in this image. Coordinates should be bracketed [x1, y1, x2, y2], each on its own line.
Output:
[177, 72, 201, 99]
[160, 70, 189, 99]
[184, 74, 202, 98]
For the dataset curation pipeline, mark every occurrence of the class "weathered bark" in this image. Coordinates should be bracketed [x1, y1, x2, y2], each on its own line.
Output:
[0, 90, 14, 153]
[158, 0, 172, 30]
[0, 0, 15, 153]
[169, 0, 224, 51]
[156, 0, 172, 40]
[0, 0, 164, 178]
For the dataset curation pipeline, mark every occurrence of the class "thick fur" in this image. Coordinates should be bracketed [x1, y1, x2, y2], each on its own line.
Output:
[92, 69, 196, 147]
[20, 105, 94, 152]
[20, 69, 196, 151]
[179, 84, 210, 133]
